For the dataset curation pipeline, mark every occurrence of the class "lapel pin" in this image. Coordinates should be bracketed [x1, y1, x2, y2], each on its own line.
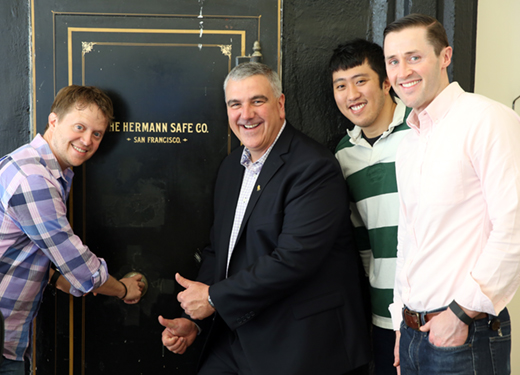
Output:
[257, 185, 261, 191]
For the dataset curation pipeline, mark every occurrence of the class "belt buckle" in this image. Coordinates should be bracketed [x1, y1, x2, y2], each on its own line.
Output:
[405, 308, 422, 330]
[412, 310, 421, 330]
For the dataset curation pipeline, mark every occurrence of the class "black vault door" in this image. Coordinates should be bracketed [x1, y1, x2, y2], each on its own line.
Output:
[32, 1, 280, 374]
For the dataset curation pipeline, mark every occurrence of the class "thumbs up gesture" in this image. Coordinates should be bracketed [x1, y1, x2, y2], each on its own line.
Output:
[176, 273, 215, 320]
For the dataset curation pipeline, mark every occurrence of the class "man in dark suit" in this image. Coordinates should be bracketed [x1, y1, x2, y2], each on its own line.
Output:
[158, 62, 370, 375]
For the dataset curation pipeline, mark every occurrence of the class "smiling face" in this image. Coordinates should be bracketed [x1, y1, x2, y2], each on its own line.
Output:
[44, 104, 108, 170]
[384, 26, 452, 113]
[333, 61, 394, 137]
[225, 74, 285, 162]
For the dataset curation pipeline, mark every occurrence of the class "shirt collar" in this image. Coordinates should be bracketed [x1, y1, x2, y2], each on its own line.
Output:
[240, 121, 286, 172]
[348, 98, 407, 145]
[407, 82, 464, 134]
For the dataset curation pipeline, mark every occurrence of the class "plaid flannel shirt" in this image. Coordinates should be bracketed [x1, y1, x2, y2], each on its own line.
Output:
[0, 134, 108, 361]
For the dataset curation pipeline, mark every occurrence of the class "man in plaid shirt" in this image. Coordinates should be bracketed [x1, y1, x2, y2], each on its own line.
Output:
[0, 85, 143, 374]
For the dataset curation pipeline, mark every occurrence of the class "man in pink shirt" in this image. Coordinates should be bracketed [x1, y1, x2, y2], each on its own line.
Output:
[383, 13, 520, 375]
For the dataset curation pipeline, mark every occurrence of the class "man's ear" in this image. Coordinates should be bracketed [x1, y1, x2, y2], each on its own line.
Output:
[278, 93, 286, 120]
[382, 78, 392, 95]
[47, 112, 58, 131]
[441, 46, 453, 69]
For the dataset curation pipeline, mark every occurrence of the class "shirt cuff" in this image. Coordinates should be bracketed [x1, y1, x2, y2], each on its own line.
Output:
[68, 258, 109, 296]
[389, 302, 403, 331]
[455, 275, 497, 316]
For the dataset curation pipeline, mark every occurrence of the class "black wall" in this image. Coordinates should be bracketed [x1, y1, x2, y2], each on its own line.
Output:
[0, 1, 30, 155]
[281, 0, 478, 150]
[0, 0, 478, 156]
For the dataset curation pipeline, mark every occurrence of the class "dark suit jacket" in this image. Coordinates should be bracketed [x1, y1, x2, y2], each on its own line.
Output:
[196, 123, 370, 374]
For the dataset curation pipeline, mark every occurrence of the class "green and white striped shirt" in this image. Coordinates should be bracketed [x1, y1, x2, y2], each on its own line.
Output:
[335, 99, 411, 329]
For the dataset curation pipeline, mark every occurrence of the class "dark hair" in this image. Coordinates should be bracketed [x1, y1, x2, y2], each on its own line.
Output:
[50, 85, 114, 123]
[383, 13, 449, 56]
[329, 38, 387, 89]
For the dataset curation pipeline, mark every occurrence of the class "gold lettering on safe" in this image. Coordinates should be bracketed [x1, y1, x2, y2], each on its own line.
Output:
[111, 121, 209, 134]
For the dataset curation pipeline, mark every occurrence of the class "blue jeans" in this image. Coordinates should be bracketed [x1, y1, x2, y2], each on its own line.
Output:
[399, 308, 511, 375]
[0, 358, 25, 375]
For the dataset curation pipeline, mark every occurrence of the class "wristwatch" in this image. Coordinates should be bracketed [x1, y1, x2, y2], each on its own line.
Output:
[208, 294, 215, 309]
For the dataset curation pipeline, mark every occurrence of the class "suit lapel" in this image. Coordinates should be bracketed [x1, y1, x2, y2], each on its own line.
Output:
[216, 152, 244, 280]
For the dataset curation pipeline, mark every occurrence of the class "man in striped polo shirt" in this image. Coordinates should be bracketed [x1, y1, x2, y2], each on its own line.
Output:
[330, 39, 410, 375]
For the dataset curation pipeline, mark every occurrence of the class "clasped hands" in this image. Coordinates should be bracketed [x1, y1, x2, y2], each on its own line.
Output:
[158, 273, 215, 354]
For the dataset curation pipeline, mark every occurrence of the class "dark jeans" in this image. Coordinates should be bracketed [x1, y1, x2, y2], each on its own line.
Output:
[0, 358, 25, 375]
[399, 308, 511, 375]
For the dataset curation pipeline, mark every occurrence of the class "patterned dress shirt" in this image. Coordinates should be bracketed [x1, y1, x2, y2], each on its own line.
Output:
[0, 134, 108, 361]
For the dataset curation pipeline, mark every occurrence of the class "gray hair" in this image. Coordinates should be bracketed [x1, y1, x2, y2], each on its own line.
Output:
[223, 62, 282, 99]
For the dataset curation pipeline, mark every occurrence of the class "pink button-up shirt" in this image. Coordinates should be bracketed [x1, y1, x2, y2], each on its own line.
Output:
[390, 82, 520, 330]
